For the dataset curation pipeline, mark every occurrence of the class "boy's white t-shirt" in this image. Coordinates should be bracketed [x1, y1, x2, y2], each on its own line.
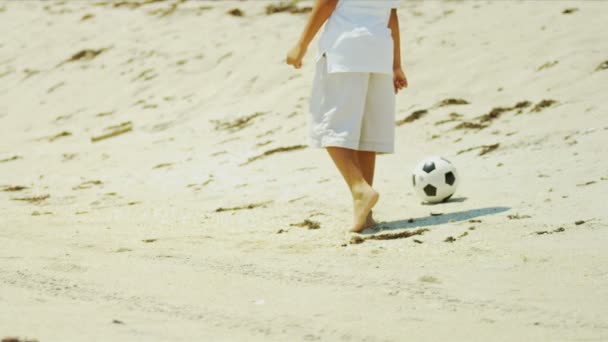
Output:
[317, 0, 399, 75]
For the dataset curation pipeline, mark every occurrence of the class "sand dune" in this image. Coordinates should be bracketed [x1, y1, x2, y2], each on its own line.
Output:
[1, 0, 607, 341]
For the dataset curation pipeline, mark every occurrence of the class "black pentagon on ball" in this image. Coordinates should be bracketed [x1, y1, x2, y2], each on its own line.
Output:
[445, 171, 456, 185]
[422, 162, 436, 173]
[423, 184, 437, 196]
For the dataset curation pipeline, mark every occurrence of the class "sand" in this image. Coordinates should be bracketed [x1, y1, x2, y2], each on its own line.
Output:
[1, 0, 607, 341]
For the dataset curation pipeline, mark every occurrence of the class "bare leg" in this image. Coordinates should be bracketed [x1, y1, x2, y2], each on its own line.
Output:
[326, 147, 379, 232]
[356, 150, 378, 227]
[357, 150, 376, 186]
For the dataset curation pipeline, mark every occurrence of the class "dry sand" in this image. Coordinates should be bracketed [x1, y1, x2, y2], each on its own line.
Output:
[1, 0, 607, 341]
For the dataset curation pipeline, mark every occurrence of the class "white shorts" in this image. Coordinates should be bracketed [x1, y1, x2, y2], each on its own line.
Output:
[308, 55, 396, 154]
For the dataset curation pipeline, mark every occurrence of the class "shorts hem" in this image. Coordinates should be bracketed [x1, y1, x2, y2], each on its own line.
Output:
[359, 140, 394, 154]
[309, 136, 360, 150]
[309, 137, 394, 154]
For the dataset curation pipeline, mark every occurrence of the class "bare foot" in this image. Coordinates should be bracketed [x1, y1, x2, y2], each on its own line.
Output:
[354, 211, 378, 233]
[350, 184, 379, 233]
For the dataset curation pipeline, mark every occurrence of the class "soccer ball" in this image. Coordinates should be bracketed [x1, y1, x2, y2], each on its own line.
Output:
[412, 156, 459, 203]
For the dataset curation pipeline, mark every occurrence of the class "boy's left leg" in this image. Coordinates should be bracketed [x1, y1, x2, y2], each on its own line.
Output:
[356, 150, 378, 226]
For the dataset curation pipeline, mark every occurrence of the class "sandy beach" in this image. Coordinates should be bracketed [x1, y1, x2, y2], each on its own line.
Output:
[1, 0, 607, 340]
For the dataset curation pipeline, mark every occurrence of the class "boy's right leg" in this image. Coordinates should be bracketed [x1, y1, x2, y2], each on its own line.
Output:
[326, 147, 379, 232]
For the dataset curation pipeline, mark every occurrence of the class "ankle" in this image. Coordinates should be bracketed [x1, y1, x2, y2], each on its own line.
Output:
[350, 182, 374, 198]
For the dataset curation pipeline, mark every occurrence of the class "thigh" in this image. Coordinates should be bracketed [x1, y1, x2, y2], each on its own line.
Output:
[360, 73, 396, 143]
[322, 71, 369, 129]
[310, 60, 370, 142]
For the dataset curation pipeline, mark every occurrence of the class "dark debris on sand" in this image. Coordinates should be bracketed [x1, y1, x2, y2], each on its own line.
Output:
[350, 228, 429, 245]
[266, 2, 312, 15]
[434, 113, 463, 126]
[2, 337, 39, 342]
[530, 99, 558, 113]
[227, 8, 244, 17]
[437, 98, 469, 107]
[211, 112, 265, 133]
[444, 236, 456, 243]
[576, 180, 596, 187]
[97, 0, 188, 17]
[91, 121, 133, 142]
[477, 100, 532, 122]
[31, 211, 53, 216]
[60, 48, 108, 66]
[536, 227, 566, 235]
[445, 229, 472, 242]
[49, 131, 72, 142]
[396, 99, 468, 126]
[290, 219, 321, 230]
[507, 214, 532, 220]
[454, 121, 487, 130]
[396, 109, 428, 126]
[478, 106, 511, 123]
[448, 101, 533, 131]
[562, 8, 578, 14]
[73, 180, 103, 190]
[0, 155, 22, 163]
[596, 60, 608, 71]
[457, 143, 500, 156]
[1, 185, 28, 192]
[11, 194, 50, 203]
[478, 143, 500, 156]
[105, 0, 165, 9]
[537, 220, 591, 235]
[537, 60, 559, 71]
[152, 163, 172, 169]
[242, 145, 307, 165]
[215, 201, 272, 213]
[154, 0, 186, 17]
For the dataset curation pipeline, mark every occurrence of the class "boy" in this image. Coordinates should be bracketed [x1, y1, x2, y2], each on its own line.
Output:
[286, 0, 408, 233]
